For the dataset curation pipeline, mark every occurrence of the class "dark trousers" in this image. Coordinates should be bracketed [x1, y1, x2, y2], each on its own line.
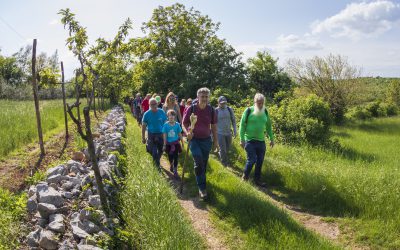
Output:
[146, 133, 163, 167]
[243, 140, 266, 181]
[189, 137, 212, 191]
[166, 143, 181, 170]
[135, 107, 142, 125]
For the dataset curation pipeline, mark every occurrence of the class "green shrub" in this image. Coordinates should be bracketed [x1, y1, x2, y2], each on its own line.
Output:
[385, 103, 399, 116]
[365, 101, 381, 117]
[347, 106, 372, 120]
[270, 94, 332, 145]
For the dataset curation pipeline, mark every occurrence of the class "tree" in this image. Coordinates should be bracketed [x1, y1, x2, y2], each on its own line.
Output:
[386, 79, 400, 107]
[59, 8, 110, 216]
[132, 3, 245, 97]
[88, 18, 134, 105]
[0, 55, 24, 86]
[287, 54, 361, 124]
[247, 51, 293, 99]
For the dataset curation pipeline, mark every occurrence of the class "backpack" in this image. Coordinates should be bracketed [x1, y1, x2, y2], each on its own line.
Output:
[190, 104, 215, 124]
[244, 107, 269, 124]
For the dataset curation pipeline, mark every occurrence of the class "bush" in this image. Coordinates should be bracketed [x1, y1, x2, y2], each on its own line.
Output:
[385, 103, 399, 116]
[270, 94, 332, 145]
[365, 101, 382, 117]
[346, 106, 372, 120]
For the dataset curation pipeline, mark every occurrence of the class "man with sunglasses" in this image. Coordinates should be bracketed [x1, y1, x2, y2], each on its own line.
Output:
[239, 93, 274, 187]
[142, 98, 167, 170]
[183, 87, 219, 200]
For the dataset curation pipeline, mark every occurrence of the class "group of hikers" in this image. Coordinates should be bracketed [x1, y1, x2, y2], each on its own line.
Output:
[128, 87, 274, 200]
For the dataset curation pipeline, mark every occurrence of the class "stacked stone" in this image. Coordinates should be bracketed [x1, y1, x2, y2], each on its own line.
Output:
[26, 106, 126, 250]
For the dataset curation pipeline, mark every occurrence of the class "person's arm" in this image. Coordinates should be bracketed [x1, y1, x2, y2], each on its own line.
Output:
[176, 104, 183, 124]
[239, 109, 248, 147]
[141, 123, 147, 144]
[212, 124, 218, 149]
[230, 107, 237, 137]
[212, 109, 219, 150]
[265, 111, 274, 147]
[182, 107, 191, 135]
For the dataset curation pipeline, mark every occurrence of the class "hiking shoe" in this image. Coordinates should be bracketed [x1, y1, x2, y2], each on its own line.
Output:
[241, 174, 249, 181]
[173, 169, 179, 179]
[255, 180, 267, 187]
[199, 189, 208, 200]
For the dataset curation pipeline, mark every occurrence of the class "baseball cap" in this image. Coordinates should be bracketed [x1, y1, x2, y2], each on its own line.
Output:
[218, 96, 227, 103]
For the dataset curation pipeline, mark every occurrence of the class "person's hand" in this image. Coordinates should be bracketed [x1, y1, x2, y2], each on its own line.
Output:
[142, 137, 146, 144]
[270, 141, 275, 148]
[213, 142, 220, 152]
[187, 132, 193, 140]
[240, 141, 245, 148]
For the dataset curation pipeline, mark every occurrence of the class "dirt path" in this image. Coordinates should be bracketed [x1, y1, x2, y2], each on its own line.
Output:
[224, 166, 368, 249]
[261, 187, 340, 241]
[160, 157, 228, 250]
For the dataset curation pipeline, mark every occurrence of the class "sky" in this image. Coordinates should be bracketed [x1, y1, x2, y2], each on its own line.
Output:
[0, 0, 399, 79]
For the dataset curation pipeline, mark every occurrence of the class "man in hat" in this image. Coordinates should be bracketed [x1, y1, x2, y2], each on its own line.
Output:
[215, 96, 237, 166]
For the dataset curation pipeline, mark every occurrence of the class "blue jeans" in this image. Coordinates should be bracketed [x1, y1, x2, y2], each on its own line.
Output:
[189, 137, 212, 191]
[243, 140, 266, 181]
[147, 133, 164, 167]
[217, 134, 232, 166]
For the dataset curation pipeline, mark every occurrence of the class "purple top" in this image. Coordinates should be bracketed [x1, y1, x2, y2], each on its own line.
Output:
[183, 104, 217, 139]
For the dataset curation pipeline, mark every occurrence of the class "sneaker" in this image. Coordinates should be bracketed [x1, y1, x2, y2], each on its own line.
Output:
[255, 180, 267, 187]
[199, 189, 208, 200]
[241, 174, 249, 181]
[173, 169, 179, 179]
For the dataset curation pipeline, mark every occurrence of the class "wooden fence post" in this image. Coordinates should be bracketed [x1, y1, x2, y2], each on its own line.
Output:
[61, 61, 69, 140]
[31, 39, 45, 156]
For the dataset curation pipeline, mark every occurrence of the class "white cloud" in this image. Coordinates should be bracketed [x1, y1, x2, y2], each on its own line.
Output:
[49, 19, 59, 26]
[275, 34, 323, 52]
[311, 0, 400, 40]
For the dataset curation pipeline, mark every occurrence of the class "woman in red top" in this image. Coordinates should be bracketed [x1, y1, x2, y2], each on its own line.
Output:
[141, 93, 151, 113]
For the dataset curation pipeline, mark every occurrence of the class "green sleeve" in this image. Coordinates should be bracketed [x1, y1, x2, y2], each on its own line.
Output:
[265, 111, 274, 141]
[239, 108, 248, 142]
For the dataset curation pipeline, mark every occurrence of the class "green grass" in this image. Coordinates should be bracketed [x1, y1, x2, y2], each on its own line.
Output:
[178, 147, 336, 249]
[0, 188, 26, 250]
[119, 112, 205, 249]
[228, 116, 400, 249]
[0, 99, 111, 159]
[0, 99, 67, 159]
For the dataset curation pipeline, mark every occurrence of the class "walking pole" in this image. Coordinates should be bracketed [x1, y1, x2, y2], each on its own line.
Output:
[180, 113, 197, 194]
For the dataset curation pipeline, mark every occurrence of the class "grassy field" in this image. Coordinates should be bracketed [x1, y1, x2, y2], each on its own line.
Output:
[0, 99, 67, 159]
[228, 116, 400, 249]
[119, 113, 205, 249]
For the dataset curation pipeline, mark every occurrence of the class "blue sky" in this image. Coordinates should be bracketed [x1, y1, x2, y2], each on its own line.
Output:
[1, 0, 399, 78]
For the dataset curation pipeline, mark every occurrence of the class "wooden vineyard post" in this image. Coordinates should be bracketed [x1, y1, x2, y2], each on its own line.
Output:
[31, 39, 45, 156]
[61, 61, 69, 140]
